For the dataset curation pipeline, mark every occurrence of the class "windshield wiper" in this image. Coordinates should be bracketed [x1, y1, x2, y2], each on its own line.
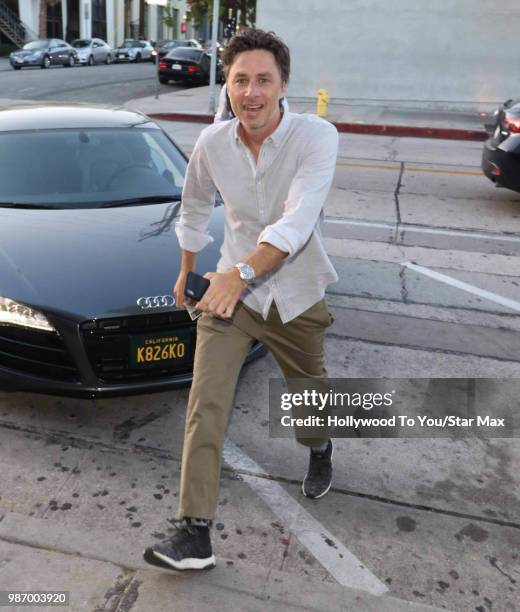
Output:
[99, 195, 182, 208]
[0, 202, 61, 209]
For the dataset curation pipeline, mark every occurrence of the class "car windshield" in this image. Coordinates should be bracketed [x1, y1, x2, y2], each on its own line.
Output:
[72, 39, 91, 48]
[0, 127, 187, 209]
[23, 41, 47, 50]
[121, 40, 138, 48]
[168, 48, 203, 60]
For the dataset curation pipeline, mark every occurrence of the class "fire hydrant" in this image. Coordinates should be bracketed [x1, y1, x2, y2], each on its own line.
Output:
[316, 88, 330, 118]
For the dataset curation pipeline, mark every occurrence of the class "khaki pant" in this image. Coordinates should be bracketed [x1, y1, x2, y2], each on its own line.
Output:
[177, 298, 333, 520]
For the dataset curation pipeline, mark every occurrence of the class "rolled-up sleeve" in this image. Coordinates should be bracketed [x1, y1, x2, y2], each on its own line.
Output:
[257, 121, 338, 257]
[175, 135, 216, 252]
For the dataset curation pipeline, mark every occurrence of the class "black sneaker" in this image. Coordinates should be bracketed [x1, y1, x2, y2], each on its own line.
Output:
[302, 440, 333, 499]
[143, 518, 216, 571]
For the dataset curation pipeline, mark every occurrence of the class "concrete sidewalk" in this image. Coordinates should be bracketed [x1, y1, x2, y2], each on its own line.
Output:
[0, 511, 446, 612]
[125, 85, 492, 141]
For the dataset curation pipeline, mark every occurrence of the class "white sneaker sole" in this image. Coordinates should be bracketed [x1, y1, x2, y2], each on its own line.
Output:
[301, 444, 333, 499]
[152, 550, 216, 571]
[301, 479, 332, 499]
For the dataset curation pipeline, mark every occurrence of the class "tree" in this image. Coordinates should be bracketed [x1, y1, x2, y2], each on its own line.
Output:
[139, 0, 145, 38]
[186, 0, 256, 30]
[162, 3, 177, 30]
[38, 0, 48, 38]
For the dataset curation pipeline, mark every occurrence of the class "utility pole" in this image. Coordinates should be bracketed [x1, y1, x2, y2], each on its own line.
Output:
[208, 0, 220, 115]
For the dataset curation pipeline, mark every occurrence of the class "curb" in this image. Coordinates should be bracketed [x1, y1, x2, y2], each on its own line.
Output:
[0, 511, 446, 612]
[147, 112, 488, 141]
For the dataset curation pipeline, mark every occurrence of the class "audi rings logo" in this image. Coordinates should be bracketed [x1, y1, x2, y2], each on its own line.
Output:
[137, 295, 176, 310]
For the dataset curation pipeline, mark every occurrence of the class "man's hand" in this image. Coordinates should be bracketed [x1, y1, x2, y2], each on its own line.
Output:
[195, 270, 246, 318]
[173, 270, 191, 309]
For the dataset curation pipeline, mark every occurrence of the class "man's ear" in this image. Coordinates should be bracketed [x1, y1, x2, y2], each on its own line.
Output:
[280, 80, 287, 97]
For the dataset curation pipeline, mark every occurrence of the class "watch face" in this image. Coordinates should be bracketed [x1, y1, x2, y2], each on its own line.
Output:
[238, 263, 255, 281]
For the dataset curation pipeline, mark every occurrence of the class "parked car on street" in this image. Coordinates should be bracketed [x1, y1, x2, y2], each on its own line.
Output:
[156, 38, 201, 60]
[0, 103, 263, 398]
[114, 39, 156, 63]
[71, 38, 114, 66]
[482, 98, 520, 193]
[158, 47, 224, 86]
[9, 39, 77, 69]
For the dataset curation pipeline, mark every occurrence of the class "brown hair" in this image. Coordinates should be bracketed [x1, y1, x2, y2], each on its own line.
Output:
[223, 28, 290, 83]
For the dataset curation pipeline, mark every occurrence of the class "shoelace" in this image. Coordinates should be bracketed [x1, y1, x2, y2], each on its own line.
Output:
[308, 451, 330, 479]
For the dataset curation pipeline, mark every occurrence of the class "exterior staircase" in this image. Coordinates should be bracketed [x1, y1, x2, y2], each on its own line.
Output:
[0, 0, 38, 47]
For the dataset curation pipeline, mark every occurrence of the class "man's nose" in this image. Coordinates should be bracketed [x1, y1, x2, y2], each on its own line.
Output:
[245, 81, 260, 97]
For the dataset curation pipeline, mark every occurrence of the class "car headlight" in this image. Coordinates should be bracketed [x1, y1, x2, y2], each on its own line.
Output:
[0, 296, 56, 332]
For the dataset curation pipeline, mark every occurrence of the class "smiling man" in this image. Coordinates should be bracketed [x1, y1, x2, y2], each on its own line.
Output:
[144, 28, 339, 571]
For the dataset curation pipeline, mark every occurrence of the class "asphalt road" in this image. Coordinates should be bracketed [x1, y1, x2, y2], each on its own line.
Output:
[0, 57, 188, 105]
[0, 64, 519, 611]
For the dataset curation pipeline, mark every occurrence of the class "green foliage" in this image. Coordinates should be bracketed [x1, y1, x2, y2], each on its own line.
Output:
[161, 3, 177, 29]
[0, 43, 17, 57]
[187, 0, 256, 29]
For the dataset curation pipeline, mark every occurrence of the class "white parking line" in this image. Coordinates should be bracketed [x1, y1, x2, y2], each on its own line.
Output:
[223, 439, 389, 595]
[325, 218, 520, 243]
[402, 262, 520, 312]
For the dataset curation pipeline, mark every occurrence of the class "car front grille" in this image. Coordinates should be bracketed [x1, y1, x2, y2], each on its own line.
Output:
[81, 311, 196, 384]
[0, 325, 79, 382]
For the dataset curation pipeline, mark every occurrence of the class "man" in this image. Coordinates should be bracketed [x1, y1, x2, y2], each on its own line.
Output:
[214, 81, 289, 122]
[144, 28, 339, 572]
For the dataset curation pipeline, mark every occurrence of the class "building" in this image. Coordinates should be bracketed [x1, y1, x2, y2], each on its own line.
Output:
[257, 0, 520, 108]
[0, 0, 193, 49]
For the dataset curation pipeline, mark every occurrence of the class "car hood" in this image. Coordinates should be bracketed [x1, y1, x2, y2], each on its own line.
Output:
[12, 50, 44, 57]
[0, 202, 224, 322]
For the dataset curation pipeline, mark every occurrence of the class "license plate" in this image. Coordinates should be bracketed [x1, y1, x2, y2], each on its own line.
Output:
[16, 58, 23, 63]
[129, 329, 190, 368]
[172, 63, 182, 70]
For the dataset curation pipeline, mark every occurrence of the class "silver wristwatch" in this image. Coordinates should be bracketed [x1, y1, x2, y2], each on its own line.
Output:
[234, 262, 256, 284]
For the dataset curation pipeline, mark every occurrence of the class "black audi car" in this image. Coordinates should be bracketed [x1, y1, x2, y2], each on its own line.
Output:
[482, 98, 520, 193]
[0, 103, 264, 398]
[158, 47, 224, 85]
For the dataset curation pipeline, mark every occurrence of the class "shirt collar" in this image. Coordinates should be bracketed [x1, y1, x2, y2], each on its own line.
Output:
[233, 107, 291, 148]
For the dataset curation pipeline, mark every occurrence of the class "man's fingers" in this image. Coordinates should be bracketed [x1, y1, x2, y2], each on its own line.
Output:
[174, 289, 185, 309]
[223, 303, 235, 319]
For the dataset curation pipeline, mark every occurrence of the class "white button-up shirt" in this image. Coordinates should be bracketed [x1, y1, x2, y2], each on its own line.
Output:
[175, 110, 339, 323]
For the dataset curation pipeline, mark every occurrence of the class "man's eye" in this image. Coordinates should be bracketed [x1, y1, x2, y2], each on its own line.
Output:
[259, 78, 269, 84]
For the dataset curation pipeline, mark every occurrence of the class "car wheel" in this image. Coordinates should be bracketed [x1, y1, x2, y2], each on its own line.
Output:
[135, 53, 141, 63]
[159, 76, 169, 84]
[88, 55, 94, 66]
[105, 54, 113, 65]
[41, 55, 50, 69]
[64, 54, 74, 67]
[12, 65, 21, 70]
